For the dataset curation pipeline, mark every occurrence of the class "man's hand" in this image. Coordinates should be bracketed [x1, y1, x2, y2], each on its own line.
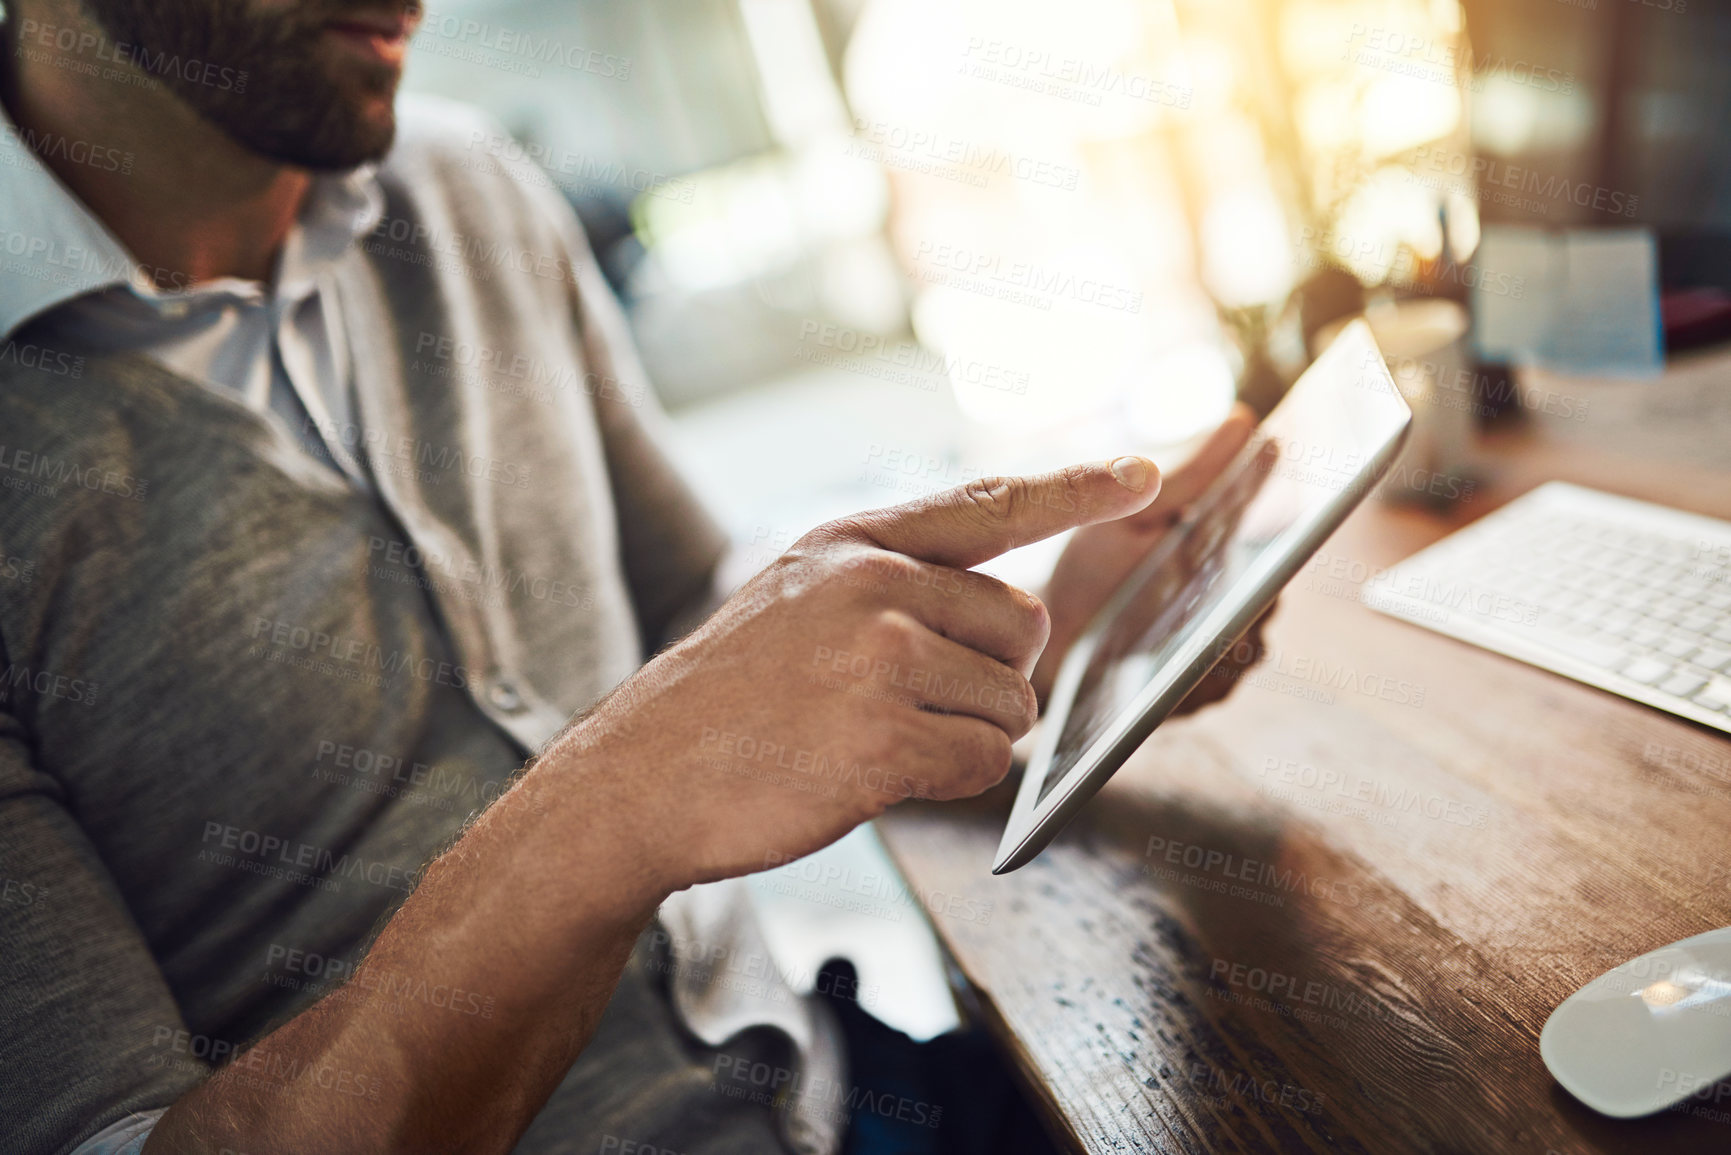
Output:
[1031, 406, 1268, 707]
[550, 456, 1164, 888]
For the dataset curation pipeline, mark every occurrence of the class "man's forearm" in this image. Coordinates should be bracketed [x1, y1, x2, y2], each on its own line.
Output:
[146, 751, 669, 1155]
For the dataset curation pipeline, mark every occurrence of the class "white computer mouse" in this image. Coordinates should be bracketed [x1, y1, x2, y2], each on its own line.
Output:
[1541, 926, 1731, 1117]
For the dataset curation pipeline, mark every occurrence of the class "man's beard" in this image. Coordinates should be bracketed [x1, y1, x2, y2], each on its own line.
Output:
[81, 0, 413, 170]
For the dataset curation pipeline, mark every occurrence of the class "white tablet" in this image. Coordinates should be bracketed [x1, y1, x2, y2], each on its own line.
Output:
[994, 321, 1412, 873]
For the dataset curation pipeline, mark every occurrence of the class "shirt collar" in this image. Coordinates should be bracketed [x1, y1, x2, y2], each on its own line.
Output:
[279, 164, 385, 302]
[0, 95, 384, 341]
[0, 108, 139, 341]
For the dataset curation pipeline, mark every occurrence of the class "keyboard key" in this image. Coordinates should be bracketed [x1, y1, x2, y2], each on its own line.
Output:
[1694, 647, 1731, 672]
[1695, 678, 1731, 712]
[1619, 657, 1674, 685]
[1658, 637, 1699, 660]
[1534, 610, 1574, 632]
[1599, 608, 1639, 631]
[1541, 633, 1631, 670]
[1659, 672, 1709, 699]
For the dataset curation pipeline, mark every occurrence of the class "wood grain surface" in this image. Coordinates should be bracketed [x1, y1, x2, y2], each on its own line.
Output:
[876, 430, 1731, 1154]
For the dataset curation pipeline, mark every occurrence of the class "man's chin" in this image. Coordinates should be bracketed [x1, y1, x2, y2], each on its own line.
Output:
[221, 98, 398, 172]
[251, 66, 401, 170]
[297, 115, 398, 171]
[336, 94, 400, 164]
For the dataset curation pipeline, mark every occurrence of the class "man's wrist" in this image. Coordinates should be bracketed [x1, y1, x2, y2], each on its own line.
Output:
[529, 726, 686, 920]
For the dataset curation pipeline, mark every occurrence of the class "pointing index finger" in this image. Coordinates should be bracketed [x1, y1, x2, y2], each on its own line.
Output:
[1123, 403, 1256, 530]
[850, 457, 1162, 569]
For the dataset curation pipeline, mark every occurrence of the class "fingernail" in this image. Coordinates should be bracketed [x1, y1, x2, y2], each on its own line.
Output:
[1110, 456, 1149, 492]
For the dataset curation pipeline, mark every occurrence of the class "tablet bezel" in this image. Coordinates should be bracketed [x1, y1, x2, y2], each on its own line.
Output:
[992, 321, 1412, 874]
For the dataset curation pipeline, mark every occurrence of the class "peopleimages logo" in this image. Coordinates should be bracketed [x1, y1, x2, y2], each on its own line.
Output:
[1295, 226, 1527, 299]
[0, 125, 132, 175]
[798, 322, 1031, 396]
[411, 330, 648, 407]
[761, 850, 994, 926]
[15, 18, 248, 92]
[417, 9, 631, 80]
[957, 37, 1192, 110]
[1409, 144, 1639, 218]
[0, 338, 85, 378]
[1143, 834, 1363, 907]
[700, 726, 931, 801]
[911, 241, 1144, 313]
[464, 132, 692, 205]
[1185, 1061, 1327, 1116]
[847, 116, 1082, 191]
[0, 226, 196, 292]
[1343, 25, 1576, 94]
[0, 662, 99, 707]
[1258, 758, 1491, 828]
[246, 615, 474, 692]
[366, 214, 580, 287]
[198, 820, 424, 895]
[148, 1027, 384, 1100]
[0, 443, 149, 502]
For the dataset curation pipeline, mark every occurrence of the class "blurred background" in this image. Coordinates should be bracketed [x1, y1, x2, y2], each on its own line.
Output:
[400, 0, 1731, 1036]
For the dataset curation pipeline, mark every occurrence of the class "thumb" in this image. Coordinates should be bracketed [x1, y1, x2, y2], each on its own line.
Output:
[847, 457, 1162, 569]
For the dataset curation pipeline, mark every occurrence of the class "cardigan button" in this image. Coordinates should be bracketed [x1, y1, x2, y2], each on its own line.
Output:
[485, 676, 525, 713]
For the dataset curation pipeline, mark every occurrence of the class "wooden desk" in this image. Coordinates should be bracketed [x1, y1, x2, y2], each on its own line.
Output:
[876, 429, 1731, 1154]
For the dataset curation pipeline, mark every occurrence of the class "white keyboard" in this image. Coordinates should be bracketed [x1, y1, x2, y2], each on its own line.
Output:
[1362, 482, 1731, 735]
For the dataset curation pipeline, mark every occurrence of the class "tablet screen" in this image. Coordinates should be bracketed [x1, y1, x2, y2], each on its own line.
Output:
[1031, 331, 1410, 808]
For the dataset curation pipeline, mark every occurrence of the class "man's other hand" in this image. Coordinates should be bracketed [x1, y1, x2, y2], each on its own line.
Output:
[1032, 405, 1271, 710]
[550, 457, 1162, 888]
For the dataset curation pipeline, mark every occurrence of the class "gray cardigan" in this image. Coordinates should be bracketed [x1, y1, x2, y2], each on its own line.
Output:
[0, 99, 831, 1155]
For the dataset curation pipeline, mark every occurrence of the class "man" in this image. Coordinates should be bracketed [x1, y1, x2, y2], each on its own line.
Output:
[0, 2, 1259, 1152]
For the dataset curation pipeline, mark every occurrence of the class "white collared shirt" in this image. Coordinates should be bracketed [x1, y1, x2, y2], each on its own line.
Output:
[0, 103, 383, 483]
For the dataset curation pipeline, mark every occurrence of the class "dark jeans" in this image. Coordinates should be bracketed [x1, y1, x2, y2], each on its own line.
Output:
[816, 961, 1061, 1155]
